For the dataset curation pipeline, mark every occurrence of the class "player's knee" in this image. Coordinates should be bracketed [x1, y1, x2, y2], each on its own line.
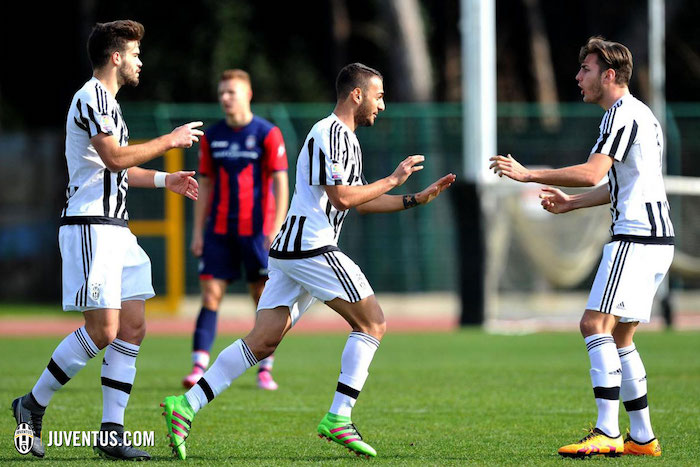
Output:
[201, 291, 222, 310]
[119, 321, 147, 345]
[356, 319, 386, 341]
[612, 325, 636, 347]
[370, 320, 386, 340]
[579, 318, 592, 337]
[579, 315, 601, 337]
[87, 324, 119, 349]
[246, 335, 280, 361]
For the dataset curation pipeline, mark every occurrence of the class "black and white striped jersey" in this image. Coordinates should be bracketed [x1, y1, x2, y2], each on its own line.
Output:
[269, 113, 366, 259]
[61, 77, 130, 227]
[591, 94, 674, 244]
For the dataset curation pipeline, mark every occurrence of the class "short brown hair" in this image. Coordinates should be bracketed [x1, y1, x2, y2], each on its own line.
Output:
[578, 36, 633, 85]
[87, 20, 144, 70]
[335, 63, 383, 100]
[220, 69, 251, 86]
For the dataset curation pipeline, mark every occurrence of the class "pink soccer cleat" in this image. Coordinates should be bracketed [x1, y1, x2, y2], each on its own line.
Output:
[181, 368, 203, 389]
[256, 370, 278, 390]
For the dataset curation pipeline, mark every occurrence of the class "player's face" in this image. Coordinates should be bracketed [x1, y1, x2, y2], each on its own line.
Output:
[118, 41, 142, 87]
[218, 79, 252, 116]
[355, 76, 385, 127]
[576, 54, 605, 104]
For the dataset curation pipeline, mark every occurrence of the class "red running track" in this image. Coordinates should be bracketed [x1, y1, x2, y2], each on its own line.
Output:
[0, 314, 459, 336]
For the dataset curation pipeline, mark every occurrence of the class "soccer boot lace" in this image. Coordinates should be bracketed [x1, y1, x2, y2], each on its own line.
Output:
[93, 423, 151, 461]
[161, 395, 195, 460]
[317, 412, 377, 458]
[257, 370, 279, 390]
[11, 394, 45, 458]
[624, 432, 661, 456]
[558, 427, 623, 458]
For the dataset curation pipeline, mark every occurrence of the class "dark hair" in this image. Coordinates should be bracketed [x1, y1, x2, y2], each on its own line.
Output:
[335, 63, 383, 99]
[87, 20, 145, 70]
[579, 36, 633, 85]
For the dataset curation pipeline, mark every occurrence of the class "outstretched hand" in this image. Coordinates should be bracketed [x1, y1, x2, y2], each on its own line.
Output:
[539, 186, 572, 214]
[489, 154, 531, 182]
[390, 155, 425, 187]
[171, 122, 204, 149]
[166, 171, 199, 200]
[416, 173, 457, 205]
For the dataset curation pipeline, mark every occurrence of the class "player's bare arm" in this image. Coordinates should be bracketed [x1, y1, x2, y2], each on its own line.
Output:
[325, 155, 425, 211]
[92, 121, 204, 172]
[539, 184, 610, 214]
[488, 152, 612, 187]
[190, 175, 213, 257]
[127, 167, 199, 200]
[356, 173, 457, 214]
[267, 170, 289, 249]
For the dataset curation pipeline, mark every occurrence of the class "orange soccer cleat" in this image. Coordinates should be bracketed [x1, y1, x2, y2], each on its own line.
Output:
[558, 427, 623, 458]
[624, 434, 661, 456]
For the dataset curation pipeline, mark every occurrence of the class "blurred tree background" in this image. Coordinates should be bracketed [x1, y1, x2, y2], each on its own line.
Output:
[2, 0, 699, 130]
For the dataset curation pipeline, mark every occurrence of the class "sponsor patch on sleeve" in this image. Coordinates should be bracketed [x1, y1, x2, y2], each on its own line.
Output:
[99, 115, 115, 134]
[331, 162, 343, 180]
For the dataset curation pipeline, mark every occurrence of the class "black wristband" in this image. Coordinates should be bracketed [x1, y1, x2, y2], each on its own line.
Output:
[403, 194, 418, 209]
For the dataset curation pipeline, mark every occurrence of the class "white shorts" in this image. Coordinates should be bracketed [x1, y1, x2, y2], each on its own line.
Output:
[586, 240, 673, 323]
[59, 224, 155, 311]
[257, 250, 374, 325]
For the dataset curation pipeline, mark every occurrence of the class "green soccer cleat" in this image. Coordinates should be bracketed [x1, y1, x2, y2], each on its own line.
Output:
[160, 395, 195, 460]
[317, 412, 377, 458]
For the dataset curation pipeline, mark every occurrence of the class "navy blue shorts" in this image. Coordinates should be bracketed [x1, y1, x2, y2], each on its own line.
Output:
[199, 231, 269, 283]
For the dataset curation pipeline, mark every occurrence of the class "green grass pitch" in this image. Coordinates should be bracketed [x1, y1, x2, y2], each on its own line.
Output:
[1, 330, 699, 465]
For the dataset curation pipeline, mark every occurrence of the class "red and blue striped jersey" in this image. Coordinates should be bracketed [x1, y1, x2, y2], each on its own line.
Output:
[199, 116, 288, 236]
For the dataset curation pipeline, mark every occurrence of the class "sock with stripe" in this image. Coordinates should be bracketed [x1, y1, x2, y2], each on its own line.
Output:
[585, 333, 622, 438]
[185, 339, 258, 413]
[191, 351, 210, 377]
[259, 355, 274, 373]
[101, 339, 140, 425]
[30, 326, 99, 407]
[618, 343, 655, 443]
[329, 332, 380, 417]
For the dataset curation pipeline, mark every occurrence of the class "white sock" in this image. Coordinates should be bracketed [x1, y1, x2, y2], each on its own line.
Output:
[329, 332, 380, 417]
[31, 327, 99, 407]
[101, 339, 139, 425]
[185, 339, 258, 413]
[585, 334, 621, 437]
[618, 344, 655, 442]
[259, 355, 274, 372]
[192, 350, 210, 373]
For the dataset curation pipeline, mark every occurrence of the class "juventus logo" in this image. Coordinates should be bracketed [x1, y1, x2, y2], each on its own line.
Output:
[14, 422, 34, 455]
[90, 282, 103, 301]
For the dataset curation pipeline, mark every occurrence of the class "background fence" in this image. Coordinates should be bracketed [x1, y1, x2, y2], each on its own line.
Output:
[2, 102, 699, 315]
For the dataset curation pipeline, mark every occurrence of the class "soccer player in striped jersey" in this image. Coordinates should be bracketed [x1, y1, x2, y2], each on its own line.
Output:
[182, 69, 289, 391]
[161, 63, 456, 460]
[11, 20, 203, 460]
[490, 37, 671, 458]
